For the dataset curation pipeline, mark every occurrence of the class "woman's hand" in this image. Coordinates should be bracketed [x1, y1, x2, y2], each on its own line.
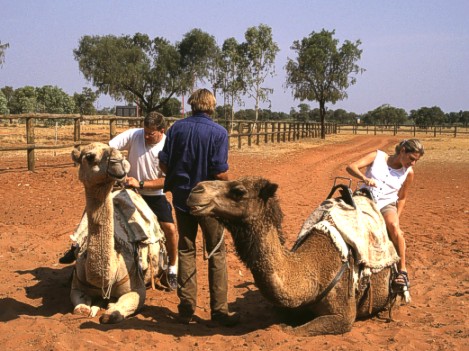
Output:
[363, 177, 376, 187]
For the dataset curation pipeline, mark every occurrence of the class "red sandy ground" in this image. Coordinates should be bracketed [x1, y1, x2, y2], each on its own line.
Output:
[0, 135, 467, 351]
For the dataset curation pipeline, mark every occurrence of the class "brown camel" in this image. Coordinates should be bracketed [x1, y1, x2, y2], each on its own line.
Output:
[187, 176, 399, 336]
[70, 142, 165, 324]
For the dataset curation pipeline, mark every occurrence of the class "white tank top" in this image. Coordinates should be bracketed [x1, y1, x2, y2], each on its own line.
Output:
[362, 150, 411, 210]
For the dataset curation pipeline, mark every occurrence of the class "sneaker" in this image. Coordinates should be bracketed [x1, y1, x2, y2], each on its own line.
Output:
[59, 245, 77, 264]
[211, 311, 240, 327]
[167, 272, 178, 291]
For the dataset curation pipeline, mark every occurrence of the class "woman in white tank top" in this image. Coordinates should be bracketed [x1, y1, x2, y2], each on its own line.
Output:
[346, 139, 425, 290]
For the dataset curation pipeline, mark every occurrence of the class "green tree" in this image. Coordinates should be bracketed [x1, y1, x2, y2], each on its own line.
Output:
[157, 97, 181, 117]
[409, 106, 445, 127]
[285, 29, 364, 138]
[0, 40, 9, 67]
[74, 33, 184, 115]
[460, 111, 469, 127]
[1, 86, 14, 105]
[0, 90, 8, 114]
[297, 103, 311, 121]
[365, 104, 407, 125]
[9, 86, 37, 114]
[217, 37, 248, 131]
[242, 24, 280, 123]
[36, 85, 75, 114]
[177, 29, 218, 93]
[73, 87, 97, 115]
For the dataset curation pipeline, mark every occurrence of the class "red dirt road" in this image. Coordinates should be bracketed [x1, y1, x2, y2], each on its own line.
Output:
[0, 135, 467, 350]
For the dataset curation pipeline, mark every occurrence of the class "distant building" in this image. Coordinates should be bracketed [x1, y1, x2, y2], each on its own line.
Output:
[115, 105, 138, 117]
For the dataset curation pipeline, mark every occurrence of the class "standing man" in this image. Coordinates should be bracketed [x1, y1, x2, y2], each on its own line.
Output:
[59, 112, 178, 292]
[158, 89, 239, 326]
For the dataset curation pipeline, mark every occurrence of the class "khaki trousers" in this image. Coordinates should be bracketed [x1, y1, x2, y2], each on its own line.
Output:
[175, 209, 228, 317]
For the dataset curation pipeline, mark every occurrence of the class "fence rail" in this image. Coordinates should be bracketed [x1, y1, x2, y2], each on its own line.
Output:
[0, 114, 335, 171]
[337, 124, 469, 137]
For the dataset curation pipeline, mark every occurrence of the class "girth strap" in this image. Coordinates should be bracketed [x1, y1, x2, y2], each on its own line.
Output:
[314, 260, 349, 303]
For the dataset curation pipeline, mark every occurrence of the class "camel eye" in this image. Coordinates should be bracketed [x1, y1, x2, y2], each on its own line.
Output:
[229, 185, 247, 200]
[84, 153, 96, 163]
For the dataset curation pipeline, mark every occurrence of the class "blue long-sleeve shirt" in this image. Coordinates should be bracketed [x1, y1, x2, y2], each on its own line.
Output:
[158, 113, 229, 212]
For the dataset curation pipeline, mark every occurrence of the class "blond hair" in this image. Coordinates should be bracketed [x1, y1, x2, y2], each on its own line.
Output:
[188, 89, 216, 115]
[395, 139, 425, 156]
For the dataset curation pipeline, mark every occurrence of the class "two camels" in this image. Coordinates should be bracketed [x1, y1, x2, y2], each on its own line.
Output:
[187, 176, 400, 336]
[70, 142, 165, 324]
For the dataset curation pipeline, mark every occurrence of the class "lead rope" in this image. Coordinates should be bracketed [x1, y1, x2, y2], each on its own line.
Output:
[203, 230, 225, 260]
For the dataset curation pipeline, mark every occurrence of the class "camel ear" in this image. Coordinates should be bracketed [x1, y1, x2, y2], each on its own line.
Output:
[259, 181, 278, 201]
[71, 147, 82, 164]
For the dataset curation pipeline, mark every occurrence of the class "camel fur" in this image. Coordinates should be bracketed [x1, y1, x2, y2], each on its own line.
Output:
[70, 142, 165, 324]
[187, 176, 398, 336]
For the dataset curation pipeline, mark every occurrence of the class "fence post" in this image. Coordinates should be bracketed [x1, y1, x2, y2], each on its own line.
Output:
[238, 122, 242, 149]
[413, 125, 416, 136]
[26, 116, 35, 171]
[256, 122, 260, 145]
[264, 122, 268, 144]
[454, 126, 457, 137]
[248, 122, 252, 147]
[433, 126, 437, 137]
[74, 117, 81, 143]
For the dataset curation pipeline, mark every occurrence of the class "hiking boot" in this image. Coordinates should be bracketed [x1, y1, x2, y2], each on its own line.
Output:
[177, 313, 193, 325]
[59, 245, 77, 264]
[211, 311, 240, 327]
[167, 272, 178, 291]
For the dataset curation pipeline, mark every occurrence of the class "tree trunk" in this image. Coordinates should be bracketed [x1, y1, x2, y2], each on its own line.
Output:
[320, 100, 326, 139]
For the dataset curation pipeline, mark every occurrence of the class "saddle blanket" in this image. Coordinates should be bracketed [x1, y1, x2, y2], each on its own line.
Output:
[295, 195, 399, 273]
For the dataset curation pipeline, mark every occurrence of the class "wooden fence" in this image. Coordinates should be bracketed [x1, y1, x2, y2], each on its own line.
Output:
[0, 114, 335, 171]
[337, 124, 469, 137]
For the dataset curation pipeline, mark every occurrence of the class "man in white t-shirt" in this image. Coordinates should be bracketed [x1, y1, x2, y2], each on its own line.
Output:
[60, 112, 178, 291]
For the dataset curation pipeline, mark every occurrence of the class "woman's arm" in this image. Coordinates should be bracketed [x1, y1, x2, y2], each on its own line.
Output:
[396, 169, 414, 217]
[346, 151, 378, 187]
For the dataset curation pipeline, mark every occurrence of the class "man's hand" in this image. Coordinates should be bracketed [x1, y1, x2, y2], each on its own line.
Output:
[125, 176, 139, 188]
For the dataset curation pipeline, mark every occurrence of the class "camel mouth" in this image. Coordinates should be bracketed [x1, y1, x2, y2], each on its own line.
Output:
[189, 204, 212, 216]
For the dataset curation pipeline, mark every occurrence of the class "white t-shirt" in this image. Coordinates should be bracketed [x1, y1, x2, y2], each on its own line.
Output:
[109, 128, 165, 196]
[362, 150, 411, 210]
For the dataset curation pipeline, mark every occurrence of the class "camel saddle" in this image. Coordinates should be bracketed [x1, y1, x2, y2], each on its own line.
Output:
[70, 189, 165, 254]
[294, 194, 399, 273]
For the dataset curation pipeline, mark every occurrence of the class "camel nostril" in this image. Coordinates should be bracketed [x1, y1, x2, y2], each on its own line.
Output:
[192, 186, 205, 193]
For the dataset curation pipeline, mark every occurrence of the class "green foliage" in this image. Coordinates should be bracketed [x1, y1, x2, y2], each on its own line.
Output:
[285, 29, 364, 138]
[409, 106, 445, 127]
[8, 86, 37, 114]
[74, 33, 184, 115]
[0, 90, 8, 114]
[177, 29, 218, 93]
[36, 85, 75, 114]
[362, 104, 408, 125]
[0, 40, 9, 67]
[73, 87, 97, 115]
[157, 97, 181, 117]
[242, 24, 280, 121]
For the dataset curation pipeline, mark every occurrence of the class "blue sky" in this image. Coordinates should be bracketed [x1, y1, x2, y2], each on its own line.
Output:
[1, 0, 468, 114]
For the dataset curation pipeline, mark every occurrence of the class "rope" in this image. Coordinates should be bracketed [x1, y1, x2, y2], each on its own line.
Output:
[203, 230, 225, 261]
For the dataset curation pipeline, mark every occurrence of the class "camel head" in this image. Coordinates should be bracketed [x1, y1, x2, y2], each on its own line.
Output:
[71, 142, 130, 186]
[188, 176, 281, 223]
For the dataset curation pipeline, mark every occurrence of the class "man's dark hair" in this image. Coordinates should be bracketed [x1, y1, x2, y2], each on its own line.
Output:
[144, 111, 166, 131]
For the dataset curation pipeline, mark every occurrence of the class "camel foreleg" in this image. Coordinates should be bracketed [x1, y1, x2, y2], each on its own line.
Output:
[99, 289, 145, 324]
[284, 313, 354, 336]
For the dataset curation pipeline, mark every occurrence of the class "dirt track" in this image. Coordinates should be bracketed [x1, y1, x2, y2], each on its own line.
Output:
[0, 135, 467, 351]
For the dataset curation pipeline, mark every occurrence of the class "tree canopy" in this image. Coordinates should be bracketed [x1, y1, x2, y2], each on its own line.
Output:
[0, 40, 9, 67]
[285, 29, 364, 138]
[242, 24, 280, 123]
